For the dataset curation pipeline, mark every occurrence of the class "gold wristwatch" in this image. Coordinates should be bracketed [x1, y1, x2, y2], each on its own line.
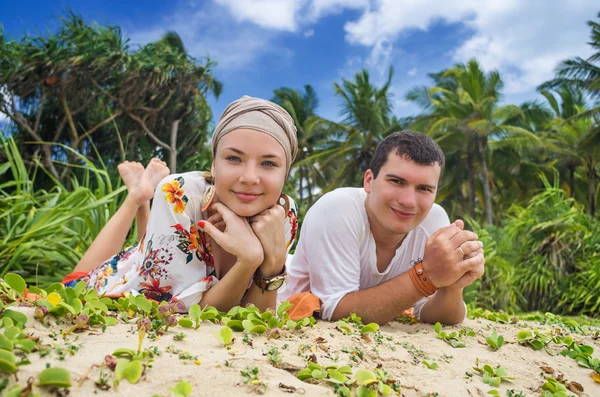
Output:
[253, 265, 287, 293]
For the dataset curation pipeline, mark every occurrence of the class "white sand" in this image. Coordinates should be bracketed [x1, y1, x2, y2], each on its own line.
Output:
[5, 307, 599, 396]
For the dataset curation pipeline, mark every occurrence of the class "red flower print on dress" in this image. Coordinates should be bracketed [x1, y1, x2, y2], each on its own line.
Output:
[139, 278, 173, 301]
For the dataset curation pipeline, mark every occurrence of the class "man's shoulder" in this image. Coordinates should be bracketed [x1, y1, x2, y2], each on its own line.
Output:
[309, 187, 366, 214]
[417, 203, 451, 235]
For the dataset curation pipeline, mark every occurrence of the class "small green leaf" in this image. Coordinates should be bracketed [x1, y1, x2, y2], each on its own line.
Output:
[169, 381, 193, 397]
[327, 369, 347, 383]
[434, 322, 442, 333]
[338, 365, 352, 374]
[188, 304, 201, 318]
[103, 316, 118, 326]
[4, 274, 26, 295]
[277, 301, 293, 317]
[178, 318, 193, 328]
[311, 369, 327, 379]
[38, 367, 72, 388]
[125, 360, 143, 383]
[360, 323, 379, 333]
[2, 310, 27, 326]
[0, 349, 18, 373]
[115, 358, 129, 380]
[134, 295, 152, 314]
[297, 368, 313, 381]
[356, 385, 377, 397]
[355, 369, 377, 384]
[220, 326, 233, 345]
[0, 334, 14, 351]
[517, 330, 532, 340]
[227, 320, 244, 332]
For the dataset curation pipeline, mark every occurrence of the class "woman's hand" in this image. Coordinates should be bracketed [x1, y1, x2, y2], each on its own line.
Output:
[199, 202, 264, 268]
[248, 204, 287, 277]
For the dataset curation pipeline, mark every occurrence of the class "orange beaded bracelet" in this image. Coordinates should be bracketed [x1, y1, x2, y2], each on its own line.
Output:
[408, 259, 438, 297]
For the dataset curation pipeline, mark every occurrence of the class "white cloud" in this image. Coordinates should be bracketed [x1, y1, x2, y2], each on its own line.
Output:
[214, 0, 305, 31]
[407, 67, 417, 76]
[342, 0, 597, 97]
[127, 4, 283, 71]
[303, 29, 315, 37]
[307, 0, 368, 20]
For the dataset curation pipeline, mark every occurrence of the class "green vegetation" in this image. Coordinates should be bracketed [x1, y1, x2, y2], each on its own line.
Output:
[1, 8, 599, 324]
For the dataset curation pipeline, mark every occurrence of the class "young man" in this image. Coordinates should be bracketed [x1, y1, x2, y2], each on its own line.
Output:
[279, 131, 485, 325]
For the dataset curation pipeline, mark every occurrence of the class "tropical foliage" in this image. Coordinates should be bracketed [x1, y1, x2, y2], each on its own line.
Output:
[1, 11, 600, 316]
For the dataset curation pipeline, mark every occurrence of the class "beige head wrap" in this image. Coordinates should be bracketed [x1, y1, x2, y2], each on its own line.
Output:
[212, 96, 298, 176]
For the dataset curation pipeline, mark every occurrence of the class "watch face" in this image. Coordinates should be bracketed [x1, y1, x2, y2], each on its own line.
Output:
[266, 278, 284, 291]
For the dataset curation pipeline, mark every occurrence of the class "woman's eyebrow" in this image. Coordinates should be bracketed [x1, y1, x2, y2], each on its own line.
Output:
[224, 147, 282, 160]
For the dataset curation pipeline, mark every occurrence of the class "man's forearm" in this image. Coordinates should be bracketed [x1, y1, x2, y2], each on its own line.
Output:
[331, 272, 422, 324]
[419, 287, 465, 325]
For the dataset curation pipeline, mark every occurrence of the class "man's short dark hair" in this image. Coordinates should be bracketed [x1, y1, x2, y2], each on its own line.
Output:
[370, 131, 445, 179]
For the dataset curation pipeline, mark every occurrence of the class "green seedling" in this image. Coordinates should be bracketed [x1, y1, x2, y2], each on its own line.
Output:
[422, 360, 438, 370]
[0, 349, 18, 373]
[434, 322, 466, 348]
[541, 377, 569, 397]
[37, 367, 72, 388]
[240, 366, 266, 392]
[115, 358, 143, 384]
[213, 326, 234, 346]
[186, 304, 219, 329]
[516, 329, 548, 350]
[2, 309, 28, 327]
[485, 330, 504, 350]
[169, 381, 193, 397]
[558, 336, 600, 372]
[473, 359, 514, 387]
[354, 368, 394, 396]
[336, 320, 353, 335]
[3, 274, 26, 299]
[173, 332, 187, 341]
[266, 347, 282, 365]
[360, 323, 379, 334]
[343, 313, 363, 324]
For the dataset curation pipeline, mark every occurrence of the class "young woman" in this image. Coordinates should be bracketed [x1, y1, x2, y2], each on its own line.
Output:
[62, 96, 299, 312]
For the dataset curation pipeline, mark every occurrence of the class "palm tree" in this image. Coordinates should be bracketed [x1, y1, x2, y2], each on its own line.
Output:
[407, 59, 539, 225]
[314, 67, 402, 189]
[540, 88, 600, 216]
[539, 13, 600, 106]
[272, 85, 331, 206]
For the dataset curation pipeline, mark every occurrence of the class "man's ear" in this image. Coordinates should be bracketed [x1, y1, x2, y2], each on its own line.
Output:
[364, 169, 373, 193]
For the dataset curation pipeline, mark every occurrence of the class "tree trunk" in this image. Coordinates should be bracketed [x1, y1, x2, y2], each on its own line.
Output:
[169, 120, 180, 173]
[476, 134, 493, 225]
[298, 167, 304, 201]
[568, 166, 575, 198]
[467, 150, 476, 218]
[589, 162, 596, 217]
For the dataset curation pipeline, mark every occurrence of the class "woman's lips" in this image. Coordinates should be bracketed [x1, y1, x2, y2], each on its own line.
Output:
[233, 191, 262, 202]
[391, 207, 416, 219]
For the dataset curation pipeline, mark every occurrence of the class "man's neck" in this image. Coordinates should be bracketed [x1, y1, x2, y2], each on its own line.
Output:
[365, 200, 407, 252]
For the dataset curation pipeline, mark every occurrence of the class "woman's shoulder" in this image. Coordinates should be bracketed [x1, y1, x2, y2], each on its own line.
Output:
[158, 171, 211, 193]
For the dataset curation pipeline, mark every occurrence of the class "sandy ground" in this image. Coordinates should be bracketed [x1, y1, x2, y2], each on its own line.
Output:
[4, 307, 599, 397]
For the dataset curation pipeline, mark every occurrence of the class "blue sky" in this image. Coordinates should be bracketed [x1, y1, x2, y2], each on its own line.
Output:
[1, 0, 598, 125]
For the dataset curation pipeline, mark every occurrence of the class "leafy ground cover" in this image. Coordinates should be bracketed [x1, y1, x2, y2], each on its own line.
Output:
[0, 275, 598, 396]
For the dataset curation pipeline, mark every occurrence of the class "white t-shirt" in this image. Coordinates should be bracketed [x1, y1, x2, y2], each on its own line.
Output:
[279, 187, 451, 321]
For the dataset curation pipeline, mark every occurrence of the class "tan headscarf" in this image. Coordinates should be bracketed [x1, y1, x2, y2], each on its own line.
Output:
[212, 96, 298, 176]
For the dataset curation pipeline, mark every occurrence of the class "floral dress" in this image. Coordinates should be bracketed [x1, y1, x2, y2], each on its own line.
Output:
[64, 172, 298, 310]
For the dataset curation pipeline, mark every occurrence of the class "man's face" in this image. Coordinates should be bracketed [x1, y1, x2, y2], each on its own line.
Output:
[364, 153, 441, 238]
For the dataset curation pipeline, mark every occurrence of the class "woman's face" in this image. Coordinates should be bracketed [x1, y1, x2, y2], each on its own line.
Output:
[212, 128, 287, 217]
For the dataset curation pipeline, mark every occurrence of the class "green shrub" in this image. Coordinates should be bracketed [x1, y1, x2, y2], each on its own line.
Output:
[0, 137, 129, 285]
